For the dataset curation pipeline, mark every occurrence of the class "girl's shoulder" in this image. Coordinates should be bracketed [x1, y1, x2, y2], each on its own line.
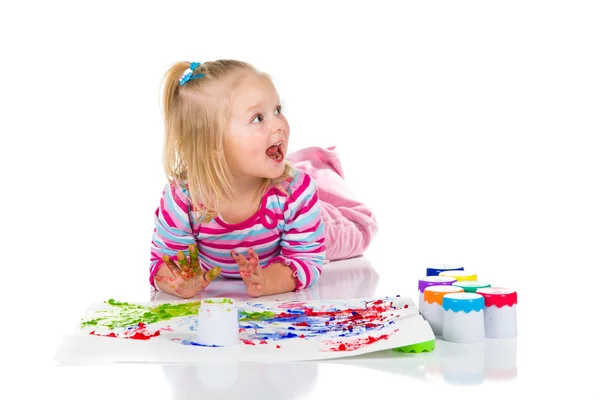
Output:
[271, 166, 316, 203]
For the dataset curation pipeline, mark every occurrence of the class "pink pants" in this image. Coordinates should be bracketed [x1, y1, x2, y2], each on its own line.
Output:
[288, 146, 379, 261]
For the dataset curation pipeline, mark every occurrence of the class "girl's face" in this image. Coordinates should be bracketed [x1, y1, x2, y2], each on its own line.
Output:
[225, 72, 290, 185]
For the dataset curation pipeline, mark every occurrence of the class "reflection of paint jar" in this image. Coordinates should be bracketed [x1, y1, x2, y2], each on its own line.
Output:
[484, 337, 518, 381]
[442, 293, 485, 343]
[422, 286, 464, 335]
[196, 298, 240, 347]
[418, 276, 457, 314]
[452, 280, 491, 293]
[426, 265, 464, 276]
[439, 270, 477, 281]
[476, 287, 518, 338]
[440, 341, 485, 385]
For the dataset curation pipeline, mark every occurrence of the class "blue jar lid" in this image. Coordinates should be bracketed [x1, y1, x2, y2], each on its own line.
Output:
[426, 265, 464, 276]
[442, 293, 484, 313]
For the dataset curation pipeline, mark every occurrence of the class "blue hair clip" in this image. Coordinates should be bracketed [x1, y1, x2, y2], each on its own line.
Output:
[179, 62, 205, 86]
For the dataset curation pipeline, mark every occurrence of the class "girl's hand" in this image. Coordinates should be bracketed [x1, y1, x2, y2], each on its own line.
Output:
[231, 248, 267, 297]
[155, 244, 221, 298]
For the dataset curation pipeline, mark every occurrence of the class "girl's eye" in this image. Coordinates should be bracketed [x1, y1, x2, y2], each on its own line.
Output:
[275, 105, 282, 114]
[251, 114, 263, 124]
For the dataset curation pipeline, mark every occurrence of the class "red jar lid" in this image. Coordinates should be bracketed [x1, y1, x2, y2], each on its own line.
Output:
[475, 287, 517, 308]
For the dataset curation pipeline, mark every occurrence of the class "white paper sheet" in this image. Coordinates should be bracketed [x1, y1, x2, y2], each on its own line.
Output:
[55, 296, 435, 365]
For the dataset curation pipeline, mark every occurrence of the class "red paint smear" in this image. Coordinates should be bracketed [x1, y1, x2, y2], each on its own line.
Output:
[276, 345, 281, 349]
[89, 323, 162, 340]
[259, 340, 268, 345]
[294, 321, 310, 327]
[326, 330, 399, 352]
[242, 339, 255, 346]
[300, 334, 305, 338]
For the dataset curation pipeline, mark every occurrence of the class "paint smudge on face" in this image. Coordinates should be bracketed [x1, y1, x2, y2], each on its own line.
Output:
[82, 299, 200, 329]
[242, 339, 255, 346]
[89, 322, 163, 340]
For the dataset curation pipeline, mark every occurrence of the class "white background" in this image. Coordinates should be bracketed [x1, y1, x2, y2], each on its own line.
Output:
[2, 0, 599, 398]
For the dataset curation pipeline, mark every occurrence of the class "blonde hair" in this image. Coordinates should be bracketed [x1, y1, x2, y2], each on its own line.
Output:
[160, 59, 294, 222]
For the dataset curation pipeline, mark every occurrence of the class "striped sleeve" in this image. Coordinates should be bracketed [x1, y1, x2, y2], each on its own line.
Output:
[268, 171, 326, 291]
[148, 182, 199, 289]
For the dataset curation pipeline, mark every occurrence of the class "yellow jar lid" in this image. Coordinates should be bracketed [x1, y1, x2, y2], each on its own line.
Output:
[439, 270, 477, 281]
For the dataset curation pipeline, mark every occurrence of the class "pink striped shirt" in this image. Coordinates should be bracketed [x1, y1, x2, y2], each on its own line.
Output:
[149, 168, 326, 291]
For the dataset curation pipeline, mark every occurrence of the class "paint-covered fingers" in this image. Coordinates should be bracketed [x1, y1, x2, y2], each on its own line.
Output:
[196, 267, 222, 291]
[177, 250, 192, 277]
[231, 250, 251, 277]
[189, 244, 201, 275]
[248, 248, 261, 276]
[162, 254, 183, 277]
[205, 266, 222, 282]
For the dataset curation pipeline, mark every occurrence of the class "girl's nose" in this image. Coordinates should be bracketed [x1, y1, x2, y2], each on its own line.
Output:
[269, 116, 285, 134]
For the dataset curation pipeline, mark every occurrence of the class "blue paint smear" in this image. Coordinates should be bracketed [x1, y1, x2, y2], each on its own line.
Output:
[178, 297, 404, 345]
[180, 339, 221, 347]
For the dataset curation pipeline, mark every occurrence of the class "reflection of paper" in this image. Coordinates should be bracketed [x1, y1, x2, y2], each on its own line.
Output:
[54, 295, 434, 365]
[162, 363, 319, 400]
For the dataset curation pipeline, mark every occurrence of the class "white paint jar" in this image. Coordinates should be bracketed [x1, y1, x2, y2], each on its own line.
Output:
[422, 286, 464, 335]
[418, 276, 457, 314]
[442, 293, 485, 343]
[196, 298, 240, 347]
[476, 287, 518, 338]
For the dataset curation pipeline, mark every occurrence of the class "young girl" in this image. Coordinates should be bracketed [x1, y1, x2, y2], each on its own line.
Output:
[149, 60, 378, 299]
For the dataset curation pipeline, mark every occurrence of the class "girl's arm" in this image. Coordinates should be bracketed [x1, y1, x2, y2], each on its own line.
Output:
[267, 171, 326, 291]
[149, 182, 204, 295]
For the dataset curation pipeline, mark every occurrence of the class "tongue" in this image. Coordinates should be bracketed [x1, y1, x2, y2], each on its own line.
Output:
[266, 145, 279, 158]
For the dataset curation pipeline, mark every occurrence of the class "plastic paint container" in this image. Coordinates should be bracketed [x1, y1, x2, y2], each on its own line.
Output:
[442, 293, 485, 343]
[196, 298, 240, 347]
[418, 276, 457, 313]
[452, 280, 491, 293]
[439, 270, 477, 281]
[476, 287, 518, 338]
[426, 265, 464, 276]
[422, 286, 465, 335]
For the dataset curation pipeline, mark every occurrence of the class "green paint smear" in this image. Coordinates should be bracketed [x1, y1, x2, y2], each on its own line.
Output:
[238, 310, 277, 321]
[81, 299, 200, 329]
[202, 298, 233, 305]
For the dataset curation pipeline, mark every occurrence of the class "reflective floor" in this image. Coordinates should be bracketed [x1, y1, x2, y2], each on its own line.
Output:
[50, 257, 531, 399]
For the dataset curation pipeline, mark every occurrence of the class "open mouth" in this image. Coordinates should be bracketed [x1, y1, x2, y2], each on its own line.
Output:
[265, 140, 284, 163]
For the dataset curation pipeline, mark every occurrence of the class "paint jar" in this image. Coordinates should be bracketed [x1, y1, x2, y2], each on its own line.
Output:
[442, 293, 485, 343]
[422, 286, 464, 335]
[196, 298, 240, 347]
[452, 280, 491, 293]
[439, 270, 477, 282]
[426, 265, 464, 276]
[418, 276, 457, 313]
[476, 287, 518, 338]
